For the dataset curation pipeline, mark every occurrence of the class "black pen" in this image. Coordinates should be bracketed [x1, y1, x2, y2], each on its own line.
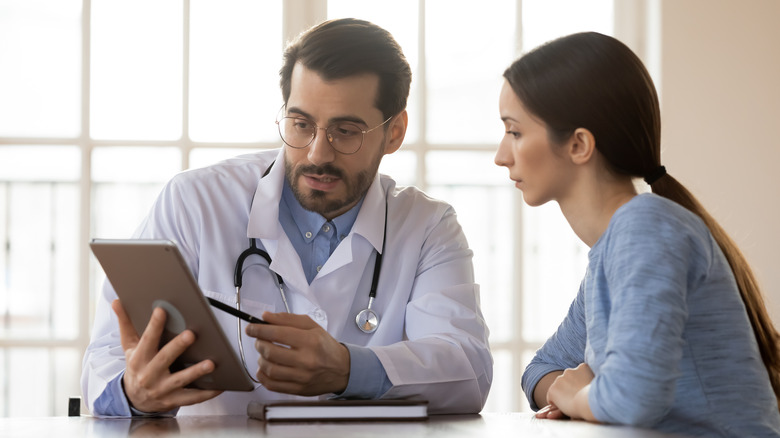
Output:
[207, 297, 268, 324]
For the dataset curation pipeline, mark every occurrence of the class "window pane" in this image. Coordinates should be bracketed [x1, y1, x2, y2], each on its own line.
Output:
[0, 348, 81, 417]
[0, 0, 81, 138]
[378, 150, 416, 187]
[518, 0, 613, 343]
[90, 147, 180, 326]
[425, 0, 516, 144]
[327, 0, 420, 143]
[189, 147, 260, 170]
[189, 0, 283, 143]
[522, 0, 614, 50]
[0, 146, 81, 181]
[90, 0, 183, 140]
[426, 152, 514, 343]
[0, 147, 80, 340]
[521, 202, 589, 342]
[482, 349, 512, 412]
[91, 147, 180, 238]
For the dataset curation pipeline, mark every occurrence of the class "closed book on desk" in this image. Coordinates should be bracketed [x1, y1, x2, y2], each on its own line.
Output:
[247, 399, 428, 422]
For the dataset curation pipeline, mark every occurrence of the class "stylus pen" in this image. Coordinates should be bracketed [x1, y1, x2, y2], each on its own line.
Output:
[207, 297, 268, 324]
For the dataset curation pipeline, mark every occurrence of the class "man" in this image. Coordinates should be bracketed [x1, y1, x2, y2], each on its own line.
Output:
[81, 18, 492, 416]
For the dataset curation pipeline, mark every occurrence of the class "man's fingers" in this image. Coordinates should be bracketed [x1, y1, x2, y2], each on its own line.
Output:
[260, 312, 318, 329]
[253, 337, 300, 368]
[147, 329, 197, 372]
[134, 306, 170, 360]
[254, 340, 308, 380]
[112, 299, 140, 351]
[165, 359, 218, 390]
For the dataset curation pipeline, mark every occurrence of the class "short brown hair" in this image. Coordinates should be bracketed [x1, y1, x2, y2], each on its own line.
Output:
[279, 18, 412, 120]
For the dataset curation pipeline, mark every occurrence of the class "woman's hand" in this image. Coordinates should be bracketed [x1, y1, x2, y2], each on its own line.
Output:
[546, 363, 597, 422]
[535, 402, 567, 419]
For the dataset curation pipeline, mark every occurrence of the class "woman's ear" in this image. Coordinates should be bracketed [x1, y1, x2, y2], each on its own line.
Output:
[383, 110, 408, 155]
[568, 127, 596, 165]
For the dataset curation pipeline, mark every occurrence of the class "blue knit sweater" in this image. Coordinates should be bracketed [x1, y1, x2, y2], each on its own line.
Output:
[522, 193, 780, 437]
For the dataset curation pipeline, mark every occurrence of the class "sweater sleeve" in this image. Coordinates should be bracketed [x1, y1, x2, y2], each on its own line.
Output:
[521, 283, 587, 410]
[588, 204, 705, 427]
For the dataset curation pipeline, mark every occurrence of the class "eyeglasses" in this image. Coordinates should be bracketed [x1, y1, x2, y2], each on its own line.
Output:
[276, 112, 392, 155]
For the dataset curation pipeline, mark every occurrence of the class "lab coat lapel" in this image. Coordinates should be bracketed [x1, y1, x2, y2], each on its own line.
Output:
[246, 148, 285, 248]
[316, 171, 386, 277]
[245, 149, 308, 293]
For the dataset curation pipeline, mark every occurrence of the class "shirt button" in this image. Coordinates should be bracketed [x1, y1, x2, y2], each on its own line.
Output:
[312, 309, 325, 321]
[322, 224, 331, 232]
[305, 231, 312, 239]
[316, 265, 322, 272]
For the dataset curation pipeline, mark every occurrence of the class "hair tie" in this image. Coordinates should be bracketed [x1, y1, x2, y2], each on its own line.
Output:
[644, 165, 666, 185]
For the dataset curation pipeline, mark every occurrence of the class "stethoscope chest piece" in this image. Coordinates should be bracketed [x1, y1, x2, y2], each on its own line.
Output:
[356, 306, 379, 334]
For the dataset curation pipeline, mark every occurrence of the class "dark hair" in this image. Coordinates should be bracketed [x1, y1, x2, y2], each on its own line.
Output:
[504, 31, 780, 402]
[279, 18, 412, 120]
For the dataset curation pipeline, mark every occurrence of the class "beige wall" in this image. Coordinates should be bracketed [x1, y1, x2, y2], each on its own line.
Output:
[659, 0, 780, 321]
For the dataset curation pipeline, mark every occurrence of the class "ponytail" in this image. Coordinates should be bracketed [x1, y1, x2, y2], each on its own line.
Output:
[650, 174, 780, 404]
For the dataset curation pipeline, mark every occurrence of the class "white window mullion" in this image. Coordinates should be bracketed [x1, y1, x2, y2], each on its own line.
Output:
[79, 0, 93, 353]
[415, 0, 427, 192]
[181, 0, 191, 170]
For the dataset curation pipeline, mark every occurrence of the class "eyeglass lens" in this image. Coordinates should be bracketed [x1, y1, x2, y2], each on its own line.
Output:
[278, 117, 365, 154]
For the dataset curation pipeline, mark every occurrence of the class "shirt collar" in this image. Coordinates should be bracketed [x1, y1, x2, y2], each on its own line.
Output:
[248, 148, 387, 252]
[281, 178, 363, 243]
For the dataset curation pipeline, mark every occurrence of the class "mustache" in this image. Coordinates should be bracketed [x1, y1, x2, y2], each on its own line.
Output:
[296, 164, 344, 179]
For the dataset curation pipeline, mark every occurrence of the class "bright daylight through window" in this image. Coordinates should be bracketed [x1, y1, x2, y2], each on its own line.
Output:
[0, 0, 612, 416]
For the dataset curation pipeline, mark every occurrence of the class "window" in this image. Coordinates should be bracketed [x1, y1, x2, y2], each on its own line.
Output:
[0, 0, 617, 416]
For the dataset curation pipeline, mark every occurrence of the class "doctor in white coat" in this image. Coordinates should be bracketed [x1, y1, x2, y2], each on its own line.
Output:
[81, 18, 492, 417]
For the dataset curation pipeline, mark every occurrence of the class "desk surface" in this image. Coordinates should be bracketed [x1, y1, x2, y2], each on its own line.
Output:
[0, 413, 691, 437]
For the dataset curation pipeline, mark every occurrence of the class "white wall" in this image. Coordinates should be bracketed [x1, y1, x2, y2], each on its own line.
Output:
[659, 0, 780, 322]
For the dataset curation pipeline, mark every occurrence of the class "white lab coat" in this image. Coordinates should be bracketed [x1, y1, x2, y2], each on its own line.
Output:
[82, 148, 492, 416]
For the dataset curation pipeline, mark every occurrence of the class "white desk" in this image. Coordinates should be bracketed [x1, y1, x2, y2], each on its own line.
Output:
[0, 413, 692, 437]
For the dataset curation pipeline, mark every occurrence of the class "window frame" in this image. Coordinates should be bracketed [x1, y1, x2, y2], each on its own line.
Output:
[0, 0, 650, 415]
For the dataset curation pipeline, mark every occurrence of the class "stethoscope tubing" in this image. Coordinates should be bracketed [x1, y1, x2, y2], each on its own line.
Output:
[229, 161, 388, 381]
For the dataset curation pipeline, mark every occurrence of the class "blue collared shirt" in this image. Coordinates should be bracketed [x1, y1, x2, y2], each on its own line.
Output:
[280, 181, 362, 284]
[279, 179, 391, 399]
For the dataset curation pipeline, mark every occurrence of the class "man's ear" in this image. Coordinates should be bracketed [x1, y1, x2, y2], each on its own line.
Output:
[568, 127, 596, 165]
[383, 110, 408, 155]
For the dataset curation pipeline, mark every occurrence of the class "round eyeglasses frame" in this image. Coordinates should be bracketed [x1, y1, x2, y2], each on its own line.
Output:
[276, 107, 393, 155]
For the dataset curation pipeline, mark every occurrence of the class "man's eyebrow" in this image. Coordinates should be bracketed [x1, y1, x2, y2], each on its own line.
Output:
[285, 106, 368, 126]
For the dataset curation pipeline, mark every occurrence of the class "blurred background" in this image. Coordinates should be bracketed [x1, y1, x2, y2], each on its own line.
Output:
[0, 0, 778, 416]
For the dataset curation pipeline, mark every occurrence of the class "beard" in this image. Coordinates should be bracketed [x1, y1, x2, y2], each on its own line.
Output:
[284, 144, 383, 218]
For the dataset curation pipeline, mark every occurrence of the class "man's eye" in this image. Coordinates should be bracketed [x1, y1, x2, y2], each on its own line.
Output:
[293, 119, 313, 130]
[332, 124, 362, 137]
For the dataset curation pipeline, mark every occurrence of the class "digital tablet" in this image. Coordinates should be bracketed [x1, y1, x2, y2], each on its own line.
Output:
[89, 238, 254, 392]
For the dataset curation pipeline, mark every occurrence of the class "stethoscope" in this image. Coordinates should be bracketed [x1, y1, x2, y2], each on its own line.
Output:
[233, 161, 387, 334]
[234, 210, 386, 335]
[231, 163, 387, 382]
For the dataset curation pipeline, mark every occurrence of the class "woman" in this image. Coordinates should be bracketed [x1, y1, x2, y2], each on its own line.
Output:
[495, 32, 780, 437]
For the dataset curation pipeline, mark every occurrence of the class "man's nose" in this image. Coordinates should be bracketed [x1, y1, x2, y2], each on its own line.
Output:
[307, 126, 337, 165]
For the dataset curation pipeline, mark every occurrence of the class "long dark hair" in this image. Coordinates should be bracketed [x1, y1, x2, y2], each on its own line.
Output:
[504, 31, 780, 402]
